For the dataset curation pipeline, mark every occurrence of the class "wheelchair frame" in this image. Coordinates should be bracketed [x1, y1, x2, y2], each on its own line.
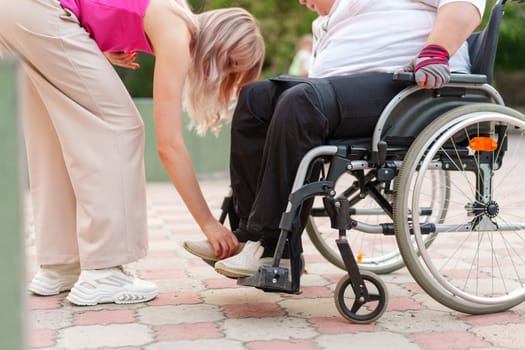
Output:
[222, 0, 525, 323]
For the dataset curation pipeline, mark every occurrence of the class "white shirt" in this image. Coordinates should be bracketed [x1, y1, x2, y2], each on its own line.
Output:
[309, 0, 486, 78]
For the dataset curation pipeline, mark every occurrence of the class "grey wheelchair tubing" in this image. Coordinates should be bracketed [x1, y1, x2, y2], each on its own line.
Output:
[306, 170, 449, 274]
[306, 219, 346, 271]
[304, 81, 502, 274]
[372, 82, 504, 153]
[302, 144, 450, 274]
[394, 103, 525, 314]
[290, 146, 366, 270]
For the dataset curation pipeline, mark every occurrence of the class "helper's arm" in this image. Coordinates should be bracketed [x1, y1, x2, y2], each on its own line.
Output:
[144, 0, 239, 259]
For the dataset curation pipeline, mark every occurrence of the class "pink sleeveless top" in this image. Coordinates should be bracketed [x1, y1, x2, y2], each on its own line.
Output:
[59, 0, 154, 54]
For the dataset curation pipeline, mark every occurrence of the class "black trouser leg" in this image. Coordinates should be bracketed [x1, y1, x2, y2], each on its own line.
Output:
[246, 82, 335, 248]
[230, 73, 409, 249]
[230, 80, 283, 239]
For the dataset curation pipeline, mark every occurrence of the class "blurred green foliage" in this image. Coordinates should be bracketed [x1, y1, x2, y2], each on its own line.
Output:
[120, 0, 525, 97]
[493, 1, 525, 71]
[191, 0, 317, 76]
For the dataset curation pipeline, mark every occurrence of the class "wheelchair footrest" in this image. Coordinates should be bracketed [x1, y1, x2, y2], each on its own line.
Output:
[237, 265, 300, 294]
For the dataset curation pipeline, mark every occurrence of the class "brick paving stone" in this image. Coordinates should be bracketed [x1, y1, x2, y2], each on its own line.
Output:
[471, 324, 525, 349]
[246, 339, 320, 350]
[29, 329, 57, 349]
[144, 339, 245, 350]
[223, 303, 285, 318]
[138, 268, 187, 280]
[460, 311, 525, 326]
[309, 317, 381, 334]
[57, 324, 154, 349]
[298, 273, 331, 287]
[154, 322, 222, 341]
[473, 348, 519, 350]
[30, 309, 73, 329]
[223, 317, 318, 342]
[303, 253, 327, 264]
[203, 277, 242, 289]
[145, 292, 201, 306]
[187, 265, 226, 281]
[138, 304, 224, 325]
[23, 180, 525, 350]
[200, 287, 282, 305]
[387, 297, 426, 311]
[304, 262, 342, 276]
[153, 277, 205, 294]
[402, 281, 427, 295]
[279, 298, 340, 318]
[380, 310, 470, 333]
[410, 331, 491, 350]
[288, 286, 333, 298]
[322, 273, 345, 284]
[66, 302, 144, 313]
[74, 309, 137, 325]
[384, 280, 413, 297]
[28, 294, 63, 310]
[316, 332, 422, 350]
[410, 292, 454, 313]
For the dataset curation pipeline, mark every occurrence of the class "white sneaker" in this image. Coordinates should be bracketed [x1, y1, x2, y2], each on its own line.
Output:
[214, 241, 265, 278]
[215, 244, 303, 279]
[183, 240, 245, 262]
[29, 264, 80, 296]
[66, 267, 158, 306]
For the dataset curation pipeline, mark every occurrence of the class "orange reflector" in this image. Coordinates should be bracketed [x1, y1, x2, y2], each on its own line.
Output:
[469, 137, 497, 152]
[357, 253, 363, 264]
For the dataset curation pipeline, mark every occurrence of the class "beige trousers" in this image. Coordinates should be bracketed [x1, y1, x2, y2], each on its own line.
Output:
[0, 0, 148, 269]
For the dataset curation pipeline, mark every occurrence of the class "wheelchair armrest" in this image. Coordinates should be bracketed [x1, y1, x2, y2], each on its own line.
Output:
[393, 72, 488, 85]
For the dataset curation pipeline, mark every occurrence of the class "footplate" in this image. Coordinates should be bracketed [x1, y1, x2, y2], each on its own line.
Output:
[237, 265, 298, 294]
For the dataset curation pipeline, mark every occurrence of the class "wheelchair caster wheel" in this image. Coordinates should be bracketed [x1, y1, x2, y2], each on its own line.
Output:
[334, 270, 388, 323]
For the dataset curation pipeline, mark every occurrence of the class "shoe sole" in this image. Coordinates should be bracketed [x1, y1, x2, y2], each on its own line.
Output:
[183, 242, 245, 262]
[66, 288, 158, 306]
[214, 257, 303, 279]
[214, 263, 254, 278]
[28, 279, 76, 296]
[29, 286, 73, 296]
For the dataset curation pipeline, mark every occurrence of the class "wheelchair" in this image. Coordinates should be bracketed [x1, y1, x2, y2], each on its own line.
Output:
[219, 0, 525, 323]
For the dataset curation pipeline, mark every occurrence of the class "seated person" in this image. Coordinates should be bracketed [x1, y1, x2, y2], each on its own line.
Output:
[185, 0, 486, 278]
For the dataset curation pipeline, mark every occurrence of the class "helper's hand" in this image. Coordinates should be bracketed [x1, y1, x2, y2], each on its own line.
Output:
[202, 220, 240, 259]
[104, 51, 140, 69]
[402, 44, 450, 89]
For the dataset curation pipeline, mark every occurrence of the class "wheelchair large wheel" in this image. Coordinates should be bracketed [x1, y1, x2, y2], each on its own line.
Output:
[395, 103, 525, 314]
[307, 170, 449, 274]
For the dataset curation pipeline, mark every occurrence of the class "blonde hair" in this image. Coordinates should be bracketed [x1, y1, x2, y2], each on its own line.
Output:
[185, 8, 265, 135]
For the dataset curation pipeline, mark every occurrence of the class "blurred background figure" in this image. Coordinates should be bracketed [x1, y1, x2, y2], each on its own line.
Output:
[288, 34, 313, 77]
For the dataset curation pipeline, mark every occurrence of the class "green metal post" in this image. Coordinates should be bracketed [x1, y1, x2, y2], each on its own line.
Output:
[0, 56, 26, 350]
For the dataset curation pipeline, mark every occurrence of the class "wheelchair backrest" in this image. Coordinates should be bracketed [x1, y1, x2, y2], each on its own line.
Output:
[467, 0, 505, 84]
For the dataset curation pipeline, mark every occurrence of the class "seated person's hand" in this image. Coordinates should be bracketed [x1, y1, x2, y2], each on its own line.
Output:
[402, 44, 450, 89]
[103, 51, 140, 70]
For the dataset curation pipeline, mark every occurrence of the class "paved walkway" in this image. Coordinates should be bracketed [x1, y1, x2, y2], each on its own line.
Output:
[26, 176, 525, 350]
